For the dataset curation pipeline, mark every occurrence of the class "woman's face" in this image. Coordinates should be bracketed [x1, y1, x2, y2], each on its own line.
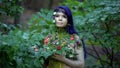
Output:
[54, 12, 68, 28]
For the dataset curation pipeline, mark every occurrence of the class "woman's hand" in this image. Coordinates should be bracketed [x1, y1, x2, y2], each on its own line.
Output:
[51, 47, 84, 68]
[51, 54, 65, 62]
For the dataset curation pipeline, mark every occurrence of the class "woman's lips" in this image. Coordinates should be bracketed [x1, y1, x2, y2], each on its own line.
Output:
[57, 22, 63, 24]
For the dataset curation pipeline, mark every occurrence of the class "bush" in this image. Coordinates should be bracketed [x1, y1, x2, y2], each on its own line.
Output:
[0, 9, 53, 68]
[62, 0, 120, 68]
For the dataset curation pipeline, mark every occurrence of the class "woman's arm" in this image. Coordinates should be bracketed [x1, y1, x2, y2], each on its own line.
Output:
[52, 47, 84, 68]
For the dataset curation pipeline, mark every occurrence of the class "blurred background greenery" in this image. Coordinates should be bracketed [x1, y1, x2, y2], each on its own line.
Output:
[0, 0, 120, 68]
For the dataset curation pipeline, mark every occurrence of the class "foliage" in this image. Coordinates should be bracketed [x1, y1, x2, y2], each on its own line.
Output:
[0, 9, 53, 68]
[43, 33, 79, 59]
[0, 0, 120, 68]
[0, 22, 16, 34]
[0, 0, 23, 16]
[62, 0, 120, 68]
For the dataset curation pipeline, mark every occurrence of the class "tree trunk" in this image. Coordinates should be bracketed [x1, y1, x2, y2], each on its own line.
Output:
[14, 0, 22, 27]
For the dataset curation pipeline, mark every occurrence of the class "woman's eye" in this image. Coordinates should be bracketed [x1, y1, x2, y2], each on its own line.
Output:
[63, 15, 67, 18]
[55, 15, 59, 17]
[55, 14, 67, 18]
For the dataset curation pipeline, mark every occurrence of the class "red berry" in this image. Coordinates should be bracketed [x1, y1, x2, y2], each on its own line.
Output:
[70, 35, 74, 40]
[56, 46, 61, 50]
[77, 41, 80, 45]
[44, 37, 49, 45]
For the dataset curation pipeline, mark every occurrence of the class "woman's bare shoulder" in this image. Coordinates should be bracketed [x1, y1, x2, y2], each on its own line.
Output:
[74, 34, 81, 41]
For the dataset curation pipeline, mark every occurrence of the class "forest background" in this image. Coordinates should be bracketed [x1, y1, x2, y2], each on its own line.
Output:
[0, 0, 120, 68]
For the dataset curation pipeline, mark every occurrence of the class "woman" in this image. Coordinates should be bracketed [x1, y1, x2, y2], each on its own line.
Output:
[43, 6, 85, 68]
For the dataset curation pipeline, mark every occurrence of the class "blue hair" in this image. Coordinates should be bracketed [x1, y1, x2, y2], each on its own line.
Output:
[54, 6, 78, 34]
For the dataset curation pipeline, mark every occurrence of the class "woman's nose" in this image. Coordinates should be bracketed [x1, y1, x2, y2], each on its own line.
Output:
[59, 16, 62, 21]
